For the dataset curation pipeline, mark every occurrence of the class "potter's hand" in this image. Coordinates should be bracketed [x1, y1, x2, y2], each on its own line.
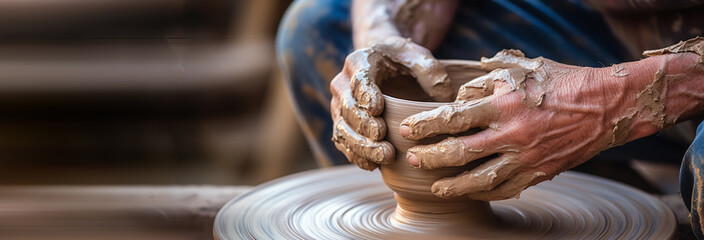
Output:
[400, 50, 643, 201]
[331, 36, 454, 170]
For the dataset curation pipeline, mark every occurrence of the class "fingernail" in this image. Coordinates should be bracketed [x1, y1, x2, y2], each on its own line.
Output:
[407, 153, 419, 167]
[399, 125, 410, 137]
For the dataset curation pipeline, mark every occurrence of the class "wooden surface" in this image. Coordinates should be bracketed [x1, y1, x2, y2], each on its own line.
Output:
[0, 186, 250, 240]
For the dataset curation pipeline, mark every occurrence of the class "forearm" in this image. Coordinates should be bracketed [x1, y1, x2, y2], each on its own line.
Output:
[352, 0, 399, 49]
[662, 53, 704, 122]
[597, 49, 704, 144]
[351, 0, 458, 50]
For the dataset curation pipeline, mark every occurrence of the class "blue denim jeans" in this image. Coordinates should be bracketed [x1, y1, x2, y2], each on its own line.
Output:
[682, 121, 704, 237]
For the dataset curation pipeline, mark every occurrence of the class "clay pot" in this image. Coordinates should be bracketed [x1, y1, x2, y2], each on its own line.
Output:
[379, 60, 494, 224]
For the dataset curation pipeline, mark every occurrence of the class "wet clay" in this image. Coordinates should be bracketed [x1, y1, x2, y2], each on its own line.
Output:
[215, 59, 678, 239]
[390, 56, 551, 203]
[400, 101, 499, 140]
[395, 59, 505, 141]
[637, 36, 704, 130]
[340, 89, 387, 141]
[380, 94, 493, 217]
[376, 59, 489, 216]
[430, 153, 527, 200]
[478, 50, 546, 107]
[636, 68, 668, 129]
[644, 36, 704, 62]
[333, 119, 394, 165]
[214, 165, 677, 239]
[370, 38, 454, 102]
[393, 0, 431, 46]
[332, 41, 457, 170]
[605, 37, 704, 147]
[390, 0, 457, 51]
[390, 52, 544, 202]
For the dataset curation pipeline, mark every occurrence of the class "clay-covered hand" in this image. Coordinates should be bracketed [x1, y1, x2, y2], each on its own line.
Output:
[400, 50, 633, 201]
[331, 36, 454, 171]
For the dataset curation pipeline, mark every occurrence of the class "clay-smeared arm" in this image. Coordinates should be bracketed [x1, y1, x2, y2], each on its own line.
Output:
[352, 0, 458, 50]
[400, 37, 704, 201]
[331, 0, 457, 170]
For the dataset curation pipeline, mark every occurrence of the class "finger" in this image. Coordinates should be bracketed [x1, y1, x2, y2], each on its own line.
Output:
[411, 58, 454, 102]
[331, 94, 341, 121]
[333, 120, 394, 164]
[431, 154, 525, 198]
[400, 100, 500, 140]
[465, 171, 548, 201]
[480, 49, 542, 71]
[406, 135, 501, 170]
[334, 142, 378, 171]
[343, 49, 385, 116]
[457, 68, 530, 101]
[340, 90, 386, 141]
[374, 38, 454, 102]
[330, 72, 351, 121]
[455, 71, 496, 101]
[350, 69, 384, 116]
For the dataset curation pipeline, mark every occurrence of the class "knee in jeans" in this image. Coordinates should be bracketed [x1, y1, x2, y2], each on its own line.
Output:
[281, 0, 340, 33]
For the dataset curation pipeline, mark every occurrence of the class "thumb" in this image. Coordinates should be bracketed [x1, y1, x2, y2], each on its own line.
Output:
[372, 37, 454, 102]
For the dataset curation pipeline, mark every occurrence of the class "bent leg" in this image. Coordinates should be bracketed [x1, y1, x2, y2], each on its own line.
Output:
[681, 121, 704, 239]
[276, 0, 353, 166]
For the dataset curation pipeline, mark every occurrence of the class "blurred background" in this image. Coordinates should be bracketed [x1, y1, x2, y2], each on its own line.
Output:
[0, 0, 314, 186]
[0, 1, 694, 239]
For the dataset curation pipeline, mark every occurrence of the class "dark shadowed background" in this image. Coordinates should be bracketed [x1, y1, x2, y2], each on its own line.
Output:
[0, 0, 312, 186]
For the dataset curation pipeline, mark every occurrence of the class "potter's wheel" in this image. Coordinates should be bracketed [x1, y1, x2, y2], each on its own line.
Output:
[214, 165, 676, 239]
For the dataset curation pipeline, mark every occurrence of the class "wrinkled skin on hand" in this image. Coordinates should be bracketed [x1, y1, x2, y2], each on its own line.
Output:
[331, 36, 453, 171]
[400, 50, 626, 201]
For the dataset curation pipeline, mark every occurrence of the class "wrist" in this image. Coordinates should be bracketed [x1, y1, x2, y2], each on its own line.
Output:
[587, 58, 660, 147]
[659, 53, 704, 121]
[597, 52, 704, 145]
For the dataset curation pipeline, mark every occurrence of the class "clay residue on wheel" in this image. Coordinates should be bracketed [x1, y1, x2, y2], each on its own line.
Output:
[219, 165, 678, 239]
